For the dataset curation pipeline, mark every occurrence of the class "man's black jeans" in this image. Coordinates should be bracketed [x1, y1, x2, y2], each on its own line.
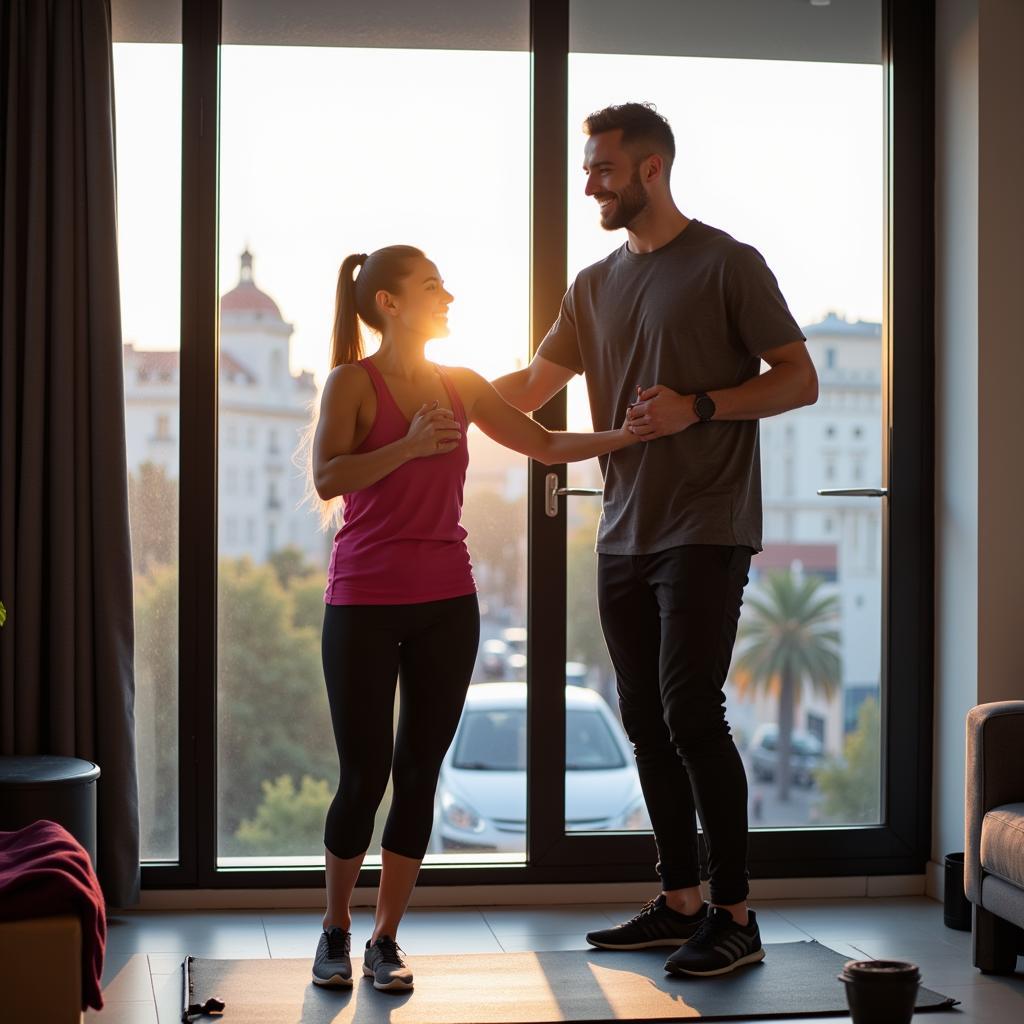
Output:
[598, 543, 753, 906]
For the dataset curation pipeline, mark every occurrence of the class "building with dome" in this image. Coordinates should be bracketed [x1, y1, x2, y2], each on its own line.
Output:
[726, 311, 884, 764]
[123, 248, 326, 566]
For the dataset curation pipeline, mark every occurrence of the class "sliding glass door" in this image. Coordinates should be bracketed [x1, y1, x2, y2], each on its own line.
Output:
[562, 1, 885, 843]
[524, 0, 931, 881]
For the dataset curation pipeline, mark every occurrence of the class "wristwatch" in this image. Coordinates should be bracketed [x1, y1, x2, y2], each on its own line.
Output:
[693, 391, 716, 422]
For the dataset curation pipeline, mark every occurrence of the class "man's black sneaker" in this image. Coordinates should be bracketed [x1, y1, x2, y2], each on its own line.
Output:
[585, 894, 709, 950]
[363, 935, 414, 991]
[664, 906, 765, 977]
[311, 926, 353, 987]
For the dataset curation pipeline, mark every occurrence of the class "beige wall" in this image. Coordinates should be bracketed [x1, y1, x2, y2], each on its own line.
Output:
[976, 0, 1024, 703]
[932, 0, 1024, 891]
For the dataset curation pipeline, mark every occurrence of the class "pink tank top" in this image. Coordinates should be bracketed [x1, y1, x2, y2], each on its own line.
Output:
[324, 358, 476, 605]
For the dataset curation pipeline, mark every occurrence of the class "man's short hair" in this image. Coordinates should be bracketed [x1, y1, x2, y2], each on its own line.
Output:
[583, 102, 675, 167]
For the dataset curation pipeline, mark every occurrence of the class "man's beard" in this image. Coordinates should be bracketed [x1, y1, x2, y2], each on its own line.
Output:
[599, 167, 649, 230]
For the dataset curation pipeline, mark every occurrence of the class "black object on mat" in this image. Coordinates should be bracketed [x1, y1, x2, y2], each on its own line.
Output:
[182, 940, 959, 1023]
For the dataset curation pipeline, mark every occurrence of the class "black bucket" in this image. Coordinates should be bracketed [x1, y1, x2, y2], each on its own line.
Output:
[944, 852, 972, 931]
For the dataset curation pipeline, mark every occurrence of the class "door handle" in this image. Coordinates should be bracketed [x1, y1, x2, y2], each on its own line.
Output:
[544, 472, 602, 517]
[816, 487, 888, 497]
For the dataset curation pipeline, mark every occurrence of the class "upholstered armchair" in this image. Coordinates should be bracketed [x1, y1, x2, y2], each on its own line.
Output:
[965, 700, 1024, 973]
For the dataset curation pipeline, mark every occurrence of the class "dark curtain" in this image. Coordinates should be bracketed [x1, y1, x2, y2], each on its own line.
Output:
[0, 0, 139, 907]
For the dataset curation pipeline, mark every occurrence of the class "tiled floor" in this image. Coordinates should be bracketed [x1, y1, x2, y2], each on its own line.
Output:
[84, 896, 1024, 1023]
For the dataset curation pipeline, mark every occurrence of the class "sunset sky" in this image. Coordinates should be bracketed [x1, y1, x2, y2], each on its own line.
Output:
[113, 43, 882, 421]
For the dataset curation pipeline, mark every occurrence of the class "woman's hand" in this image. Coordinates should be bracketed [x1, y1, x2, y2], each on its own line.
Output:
[404, 400, 462, 458]
[617, 406, 644, 448]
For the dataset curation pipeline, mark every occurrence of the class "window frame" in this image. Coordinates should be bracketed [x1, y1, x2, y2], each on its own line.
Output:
[141, 0, 933, 891]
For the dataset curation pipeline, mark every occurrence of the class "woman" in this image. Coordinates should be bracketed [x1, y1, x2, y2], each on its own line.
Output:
[308, 245, 637, 992]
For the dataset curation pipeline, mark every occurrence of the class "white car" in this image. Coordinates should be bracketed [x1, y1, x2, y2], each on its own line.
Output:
[432, 682, 650, 852]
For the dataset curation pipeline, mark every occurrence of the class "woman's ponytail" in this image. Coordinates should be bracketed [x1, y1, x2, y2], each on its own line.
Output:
[303, 244, 427, 533]
[329, 252, 368, 369]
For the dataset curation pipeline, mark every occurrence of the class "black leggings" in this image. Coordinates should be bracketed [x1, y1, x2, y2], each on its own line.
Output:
[321, 593, 480, 860]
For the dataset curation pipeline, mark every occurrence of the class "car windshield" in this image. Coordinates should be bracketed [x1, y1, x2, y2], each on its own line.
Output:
[759, 732, 821, 755]
[453, 708, 626, 771]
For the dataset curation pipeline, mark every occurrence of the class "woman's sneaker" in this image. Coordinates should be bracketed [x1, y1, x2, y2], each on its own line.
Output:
[363, 935, 414, 991]
[311, 926, 353, 987]
[585, 894, 708, 949]
[664, 906, 765, 977]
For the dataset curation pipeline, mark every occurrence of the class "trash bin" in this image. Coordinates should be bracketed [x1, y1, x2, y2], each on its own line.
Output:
[943, 852, 972, 931]
[0, 756, 101, 869]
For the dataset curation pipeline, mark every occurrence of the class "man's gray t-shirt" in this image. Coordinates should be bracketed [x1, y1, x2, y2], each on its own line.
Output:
[538, 219, 805, 555]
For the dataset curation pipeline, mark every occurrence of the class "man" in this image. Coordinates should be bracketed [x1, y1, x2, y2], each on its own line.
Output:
[492, 102, 817, 978]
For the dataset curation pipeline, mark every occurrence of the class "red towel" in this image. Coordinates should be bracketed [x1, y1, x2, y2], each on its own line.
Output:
[0, 820, 107, 1010]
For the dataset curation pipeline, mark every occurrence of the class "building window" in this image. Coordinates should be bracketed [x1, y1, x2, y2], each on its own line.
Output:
[247, 425, 256, 449]
[246, 468, 256, 495]
[155, 413, 171, 440]
[225, 424, 237, 448]
[825, 424, 836, 439]
[806, 712, 826, 747]
[826, 347, 836, 369]
[268, 429, 279, 454]
[246, 518, 256, 543]
[225, 518, 237, 543]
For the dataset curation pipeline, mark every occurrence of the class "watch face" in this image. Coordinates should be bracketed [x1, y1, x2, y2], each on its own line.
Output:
[696, 394, 715, 421]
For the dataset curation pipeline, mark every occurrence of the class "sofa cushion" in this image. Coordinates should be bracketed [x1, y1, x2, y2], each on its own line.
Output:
[981, 802, 1024, 888]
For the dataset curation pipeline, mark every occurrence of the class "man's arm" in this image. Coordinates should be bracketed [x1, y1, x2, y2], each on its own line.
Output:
[453, 369, 638, 464]
[491, 354, 576, 414]
[626, 340, 818, 440]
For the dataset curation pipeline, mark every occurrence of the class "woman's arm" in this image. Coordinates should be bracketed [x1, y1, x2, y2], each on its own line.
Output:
[313, 365, 462, 499]
[453, 368, 637, 465]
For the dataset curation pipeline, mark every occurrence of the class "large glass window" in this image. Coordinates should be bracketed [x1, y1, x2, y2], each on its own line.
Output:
[565, 0, 884, 832]
[215, 8, 531, 866]
[125, 0, 933, 887]
[112, 8, 183, 863]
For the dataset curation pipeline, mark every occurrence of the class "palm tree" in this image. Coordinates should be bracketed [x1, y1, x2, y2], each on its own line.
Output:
[732, 570, 841, 802]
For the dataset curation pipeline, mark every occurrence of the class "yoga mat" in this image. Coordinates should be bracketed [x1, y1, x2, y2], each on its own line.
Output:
[182, 940, 959, 1022]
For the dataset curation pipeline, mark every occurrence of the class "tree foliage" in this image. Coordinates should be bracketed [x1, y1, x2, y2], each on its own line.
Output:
[133, 554, 340, 855]
[733, 570, 841, 801]
[233, 774, 333, 856]
[216, 558, 337, 848]
[133, 562, 180, 858]
[814, 697, 881, 824]
[267, 545, 315, 590]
